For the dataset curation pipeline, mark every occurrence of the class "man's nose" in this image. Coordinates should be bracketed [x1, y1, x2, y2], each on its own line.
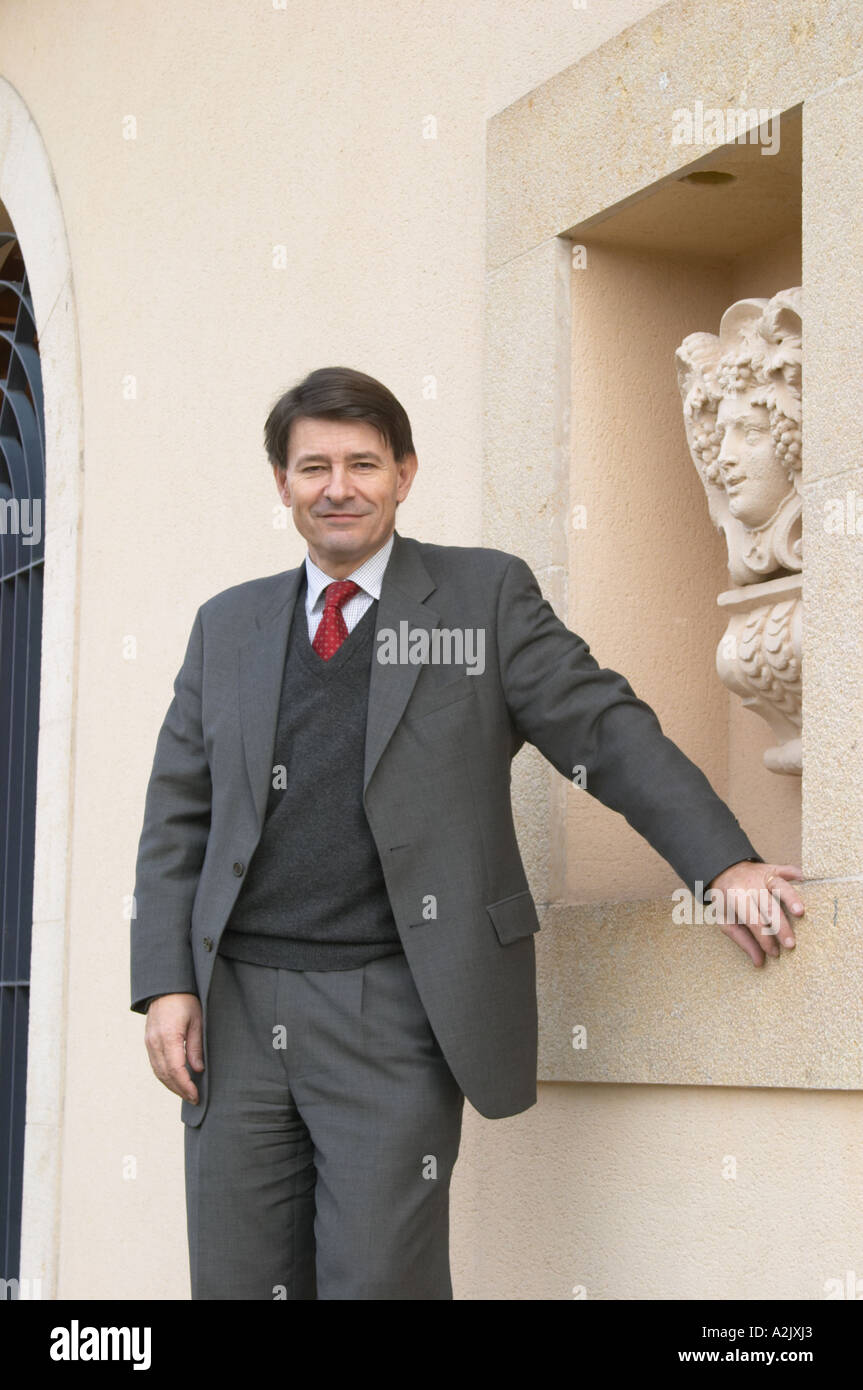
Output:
[325, 468, 354, 499]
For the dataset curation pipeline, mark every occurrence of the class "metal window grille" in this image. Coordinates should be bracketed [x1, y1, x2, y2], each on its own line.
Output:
[0, 226, 45, 1290]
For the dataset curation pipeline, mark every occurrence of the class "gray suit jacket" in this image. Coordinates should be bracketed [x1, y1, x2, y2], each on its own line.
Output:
[130, 530, 762, 1124]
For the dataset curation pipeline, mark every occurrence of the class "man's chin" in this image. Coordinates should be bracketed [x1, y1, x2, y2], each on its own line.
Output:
[318, 529, 367, 551]
[304, 524, 382, 566]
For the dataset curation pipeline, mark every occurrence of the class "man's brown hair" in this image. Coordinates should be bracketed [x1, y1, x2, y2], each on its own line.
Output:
[264, 366, 416, 471]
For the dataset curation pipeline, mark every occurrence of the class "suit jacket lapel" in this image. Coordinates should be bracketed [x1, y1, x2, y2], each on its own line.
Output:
[363, 530, 438, 793]
[237, 563, 305, 834]
[237, 530, 439, 836]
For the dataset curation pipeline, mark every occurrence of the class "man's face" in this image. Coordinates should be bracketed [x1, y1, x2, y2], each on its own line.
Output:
[274, 416, 418, 577]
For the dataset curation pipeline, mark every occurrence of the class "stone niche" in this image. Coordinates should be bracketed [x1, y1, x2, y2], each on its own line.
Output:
[484, 0, 863, 1090]
[564, 113, 802, 910]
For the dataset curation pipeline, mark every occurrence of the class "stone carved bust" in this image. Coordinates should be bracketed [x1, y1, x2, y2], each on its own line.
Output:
[675, 287, 802, 585]
[675, 288, 802, 775]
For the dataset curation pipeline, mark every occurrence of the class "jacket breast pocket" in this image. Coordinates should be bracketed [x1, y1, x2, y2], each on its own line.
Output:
[486, 890, 541, 945]
[406, 674, 477, 719]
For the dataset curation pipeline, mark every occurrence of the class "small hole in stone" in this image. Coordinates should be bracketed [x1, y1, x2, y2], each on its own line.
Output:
[678, 170, 737, 186]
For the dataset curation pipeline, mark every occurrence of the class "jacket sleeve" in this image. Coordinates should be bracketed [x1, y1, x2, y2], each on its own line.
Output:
[130, 606, 212, 1013]
[495, 554, 763, 900]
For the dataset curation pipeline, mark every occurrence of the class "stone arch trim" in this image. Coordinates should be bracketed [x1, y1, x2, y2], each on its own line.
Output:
[0, 77, 83, 1298]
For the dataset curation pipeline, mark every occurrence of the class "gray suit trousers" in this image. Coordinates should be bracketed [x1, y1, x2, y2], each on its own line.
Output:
[183, 949, 465, 1299]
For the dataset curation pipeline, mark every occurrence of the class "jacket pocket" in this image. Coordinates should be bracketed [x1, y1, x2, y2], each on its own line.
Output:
[486, 889, 541, 945]
[407, 674, 476, 719]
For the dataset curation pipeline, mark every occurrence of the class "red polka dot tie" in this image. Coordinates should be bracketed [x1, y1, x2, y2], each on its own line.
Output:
[312, 580, 361, 661]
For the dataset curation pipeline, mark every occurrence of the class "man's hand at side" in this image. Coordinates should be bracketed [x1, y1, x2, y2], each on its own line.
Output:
[707, 860, 805, 967]
[144, 993, 204, 1104]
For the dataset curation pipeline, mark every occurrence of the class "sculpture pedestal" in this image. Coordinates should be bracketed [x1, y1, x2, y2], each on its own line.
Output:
[716, 572, 802, 775]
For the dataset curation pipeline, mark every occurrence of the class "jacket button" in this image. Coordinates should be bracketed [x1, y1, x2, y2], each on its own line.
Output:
[232, 861, 244, 876]
[203, 937, 213, 952]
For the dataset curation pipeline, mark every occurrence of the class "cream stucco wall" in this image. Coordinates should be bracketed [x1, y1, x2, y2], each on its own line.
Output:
[3, 0, 860, 1300]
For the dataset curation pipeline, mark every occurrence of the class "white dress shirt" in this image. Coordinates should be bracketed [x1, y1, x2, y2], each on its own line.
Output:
[304, 531, 395, 643]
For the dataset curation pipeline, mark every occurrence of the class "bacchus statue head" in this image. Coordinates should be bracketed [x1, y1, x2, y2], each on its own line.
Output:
[675, 287, 802, 585]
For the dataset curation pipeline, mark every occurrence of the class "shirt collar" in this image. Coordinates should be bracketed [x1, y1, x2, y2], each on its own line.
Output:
[304, 530, 395, 612]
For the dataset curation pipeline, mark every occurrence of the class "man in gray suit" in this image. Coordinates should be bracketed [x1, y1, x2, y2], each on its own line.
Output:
[131, 366, 805, 1300]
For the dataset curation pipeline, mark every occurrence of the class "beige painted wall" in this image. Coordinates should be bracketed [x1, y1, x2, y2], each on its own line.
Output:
[3, 0, 859, 1300]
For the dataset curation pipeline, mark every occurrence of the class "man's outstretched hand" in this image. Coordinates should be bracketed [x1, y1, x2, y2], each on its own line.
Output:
[706, 860, 805, 967]
[144, 992, 204, 1104]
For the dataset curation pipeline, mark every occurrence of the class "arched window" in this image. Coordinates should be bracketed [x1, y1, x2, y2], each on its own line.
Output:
[0, 217, 45, 1287]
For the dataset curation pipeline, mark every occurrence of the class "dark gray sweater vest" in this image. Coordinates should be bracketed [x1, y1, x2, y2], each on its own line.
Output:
[218, 582, 404, 971]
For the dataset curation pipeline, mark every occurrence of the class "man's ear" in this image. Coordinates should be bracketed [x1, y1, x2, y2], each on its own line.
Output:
[273, 464, 291, 507]
[396, 452, 418, 502]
